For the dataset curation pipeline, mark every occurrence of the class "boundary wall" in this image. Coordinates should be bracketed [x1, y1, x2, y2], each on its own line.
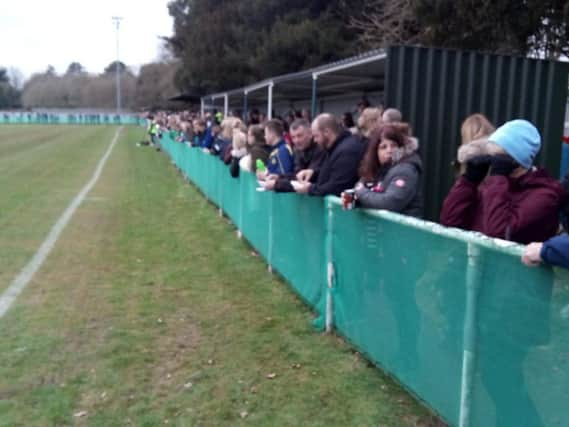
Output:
[0, 111, 142, 125]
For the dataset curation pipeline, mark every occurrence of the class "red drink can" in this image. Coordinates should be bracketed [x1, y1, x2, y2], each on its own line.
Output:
[342, 189, 356, 210]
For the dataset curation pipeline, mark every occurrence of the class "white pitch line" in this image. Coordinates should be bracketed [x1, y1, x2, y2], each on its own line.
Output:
[0, 126, 123, 318]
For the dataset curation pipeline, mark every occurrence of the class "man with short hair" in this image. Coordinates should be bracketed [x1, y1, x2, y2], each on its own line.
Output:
[258, 119, 294, 178]
[293, 113, 365, 196]
[264, 119, 325, 192]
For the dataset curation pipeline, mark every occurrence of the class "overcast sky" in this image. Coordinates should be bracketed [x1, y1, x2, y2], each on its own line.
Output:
[0, 0, 174, 79]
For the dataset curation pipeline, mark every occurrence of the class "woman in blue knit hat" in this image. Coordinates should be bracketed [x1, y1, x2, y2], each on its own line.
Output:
[440, 119, 566, 244]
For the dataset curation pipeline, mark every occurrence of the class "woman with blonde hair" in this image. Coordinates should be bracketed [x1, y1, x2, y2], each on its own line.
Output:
[454, 113, 496, 174]
[213, 117, 245, 161]
[461, 113, 495, 145]
[357, 107, 383, 140]
[229, 129, 248, 178]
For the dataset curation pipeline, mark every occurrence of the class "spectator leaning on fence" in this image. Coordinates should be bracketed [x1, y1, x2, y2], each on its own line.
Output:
[293, 113, 365, 196]
[211, 118, 233, 159]
[263, 118, 326, 192]
[239, 125, 270, 173]
[192, 118, 213, 149]
[229, 129, 248, 178]
[440, 119, 566, 244]
[344, 123, 423, 217]
[257, 119, 294, 179]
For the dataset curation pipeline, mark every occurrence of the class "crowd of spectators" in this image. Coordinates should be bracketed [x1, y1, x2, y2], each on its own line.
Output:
[143, 103, 569, 270]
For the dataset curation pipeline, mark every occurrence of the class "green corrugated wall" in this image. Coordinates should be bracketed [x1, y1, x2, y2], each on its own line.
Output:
[385, 45, 569, 221]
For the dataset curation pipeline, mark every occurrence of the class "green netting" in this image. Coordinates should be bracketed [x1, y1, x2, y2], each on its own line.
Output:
[220, 169, 241, 225]
[331, 205, 466, 424]
[239, 172, 271, 259]
[471, 252, 569, 427]
[0, 112, 143, 125]
[270, 193, 326, 310]
[160, 133, 569, 427]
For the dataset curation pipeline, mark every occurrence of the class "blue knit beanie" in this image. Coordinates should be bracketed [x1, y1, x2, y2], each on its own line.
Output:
[489, 120, 541, 169]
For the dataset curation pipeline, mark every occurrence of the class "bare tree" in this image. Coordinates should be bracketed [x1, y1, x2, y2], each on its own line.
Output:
[346, 0, 421, 49]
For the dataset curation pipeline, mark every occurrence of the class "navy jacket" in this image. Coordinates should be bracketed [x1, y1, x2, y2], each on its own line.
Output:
[212, 137, 231, 161]
[309, 131, 365, 197]
[541, 235, 569, 269]
[267, 140, 294, 175]
[199, 127, 213, 149]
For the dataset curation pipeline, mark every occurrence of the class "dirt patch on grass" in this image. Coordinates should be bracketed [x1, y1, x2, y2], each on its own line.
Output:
[151, 315, 202, 393]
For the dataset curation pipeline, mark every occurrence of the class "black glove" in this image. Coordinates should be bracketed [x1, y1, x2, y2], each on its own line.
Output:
[489, 154, 519, 176]
[464, 155, 492, 184]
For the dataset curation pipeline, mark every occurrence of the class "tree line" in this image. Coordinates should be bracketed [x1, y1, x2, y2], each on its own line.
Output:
[166, 0, 569, 95]
[0, 68, 22, 109]
[0, 60, 180, 110]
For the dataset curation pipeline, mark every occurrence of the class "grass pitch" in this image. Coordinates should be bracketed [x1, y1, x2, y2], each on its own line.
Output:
[0, 125, 441, 426]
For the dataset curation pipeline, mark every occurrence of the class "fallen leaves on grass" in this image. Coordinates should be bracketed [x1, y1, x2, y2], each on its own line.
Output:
[74, 411, 88, 418]
[240, 411, 249, 419]
[266, 373, 277, 379]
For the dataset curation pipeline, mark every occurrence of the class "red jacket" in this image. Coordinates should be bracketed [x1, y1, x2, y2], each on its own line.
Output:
[440, 168, 566, 244]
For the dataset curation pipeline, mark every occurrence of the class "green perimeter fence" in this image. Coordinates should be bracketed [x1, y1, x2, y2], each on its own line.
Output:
[161, 133, 569, 427]
[0, 111, 143, 125]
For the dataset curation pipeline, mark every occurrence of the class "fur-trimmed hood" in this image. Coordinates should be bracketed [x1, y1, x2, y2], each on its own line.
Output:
[457, 138, 504, 164]
[392, 136, 419, 163]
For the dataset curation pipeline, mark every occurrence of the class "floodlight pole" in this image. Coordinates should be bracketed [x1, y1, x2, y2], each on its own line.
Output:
[112, 16, 123, 115]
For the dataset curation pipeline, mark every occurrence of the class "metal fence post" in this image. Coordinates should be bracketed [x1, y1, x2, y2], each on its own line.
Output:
[237, 175, 244, 239]
[325, 197, 335, 333]
[267, 192, 274, 273]
[459, 242, 483, 427]
[218, 161, 223, 217]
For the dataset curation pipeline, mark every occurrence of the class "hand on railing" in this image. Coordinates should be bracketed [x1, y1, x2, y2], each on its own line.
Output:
[522, 242, 543, 266]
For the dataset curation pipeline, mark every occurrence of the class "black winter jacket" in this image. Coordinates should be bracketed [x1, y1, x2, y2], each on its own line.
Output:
[308, 131, 365, 197]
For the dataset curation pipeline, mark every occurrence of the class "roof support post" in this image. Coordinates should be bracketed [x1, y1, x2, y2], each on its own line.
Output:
[311, 74, 318, 119]
[224, 94, 229, 118]
[267, 83, 274, 119]
[200, 98, 204, 117]
[243, 92, 248, 122]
